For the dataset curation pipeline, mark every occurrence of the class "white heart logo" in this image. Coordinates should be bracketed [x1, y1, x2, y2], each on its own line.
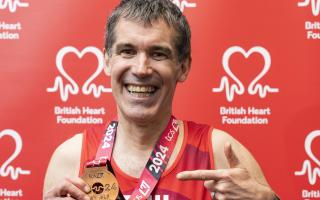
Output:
[47, 46, 111, 102]
[213, 46, 279, 102]
[224, 46, 271, 95]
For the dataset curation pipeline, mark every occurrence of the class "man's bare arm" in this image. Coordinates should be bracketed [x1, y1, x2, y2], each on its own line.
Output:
[43, 134, 90, 199]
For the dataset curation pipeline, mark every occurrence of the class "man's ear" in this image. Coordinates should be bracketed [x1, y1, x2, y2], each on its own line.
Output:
[178, 57, 191, 82]
[103, 48, 111, 76]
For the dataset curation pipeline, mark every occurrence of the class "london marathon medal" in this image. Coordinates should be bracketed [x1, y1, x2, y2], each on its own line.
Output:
[82, 166, 119, 200]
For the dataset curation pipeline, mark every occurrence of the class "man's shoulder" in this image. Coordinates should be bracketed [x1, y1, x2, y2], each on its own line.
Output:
[51, 133, 83, 164]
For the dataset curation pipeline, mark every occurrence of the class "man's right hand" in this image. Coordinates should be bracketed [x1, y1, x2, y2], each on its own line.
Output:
[44, 177, 90, 200]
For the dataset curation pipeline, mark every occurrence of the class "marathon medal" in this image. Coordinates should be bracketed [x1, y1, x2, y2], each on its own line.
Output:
[82, 166, 119, 200]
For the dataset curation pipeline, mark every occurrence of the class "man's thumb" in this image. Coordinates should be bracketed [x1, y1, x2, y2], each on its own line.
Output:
[224, 142, 241, 168]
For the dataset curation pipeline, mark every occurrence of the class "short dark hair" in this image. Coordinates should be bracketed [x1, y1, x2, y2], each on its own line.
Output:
[105, 0, 191, 62]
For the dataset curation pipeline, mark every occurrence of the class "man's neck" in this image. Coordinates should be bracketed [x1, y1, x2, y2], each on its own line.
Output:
[116, 112, 172, 152]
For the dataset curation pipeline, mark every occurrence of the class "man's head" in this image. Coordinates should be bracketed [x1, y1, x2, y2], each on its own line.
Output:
[104, 0, 192, 124]
[105, 0, 191, 63]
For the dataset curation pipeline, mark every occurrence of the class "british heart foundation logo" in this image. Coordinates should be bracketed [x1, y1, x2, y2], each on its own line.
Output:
[213, 46, 279, 126]
[213, 46, 279, 102]
[47, 46, 111, 102]
[295, 130, 320, 199]
[47, 46, 109, 125]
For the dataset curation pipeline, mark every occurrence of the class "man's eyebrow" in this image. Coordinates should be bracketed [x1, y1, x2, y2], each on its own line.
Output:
[114, 43, 135, 51]
[150, 45, 173, 56]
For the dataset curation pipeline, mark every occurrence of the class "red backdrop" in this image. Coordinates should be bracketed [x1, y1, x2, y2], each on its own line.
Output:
[1, 0, 320, 199]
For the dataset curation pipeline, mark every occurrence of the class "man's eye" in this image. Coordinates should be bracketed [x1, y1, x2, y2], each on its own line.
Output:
[120, 49, 136, 57]
[152, 52, 167, 60]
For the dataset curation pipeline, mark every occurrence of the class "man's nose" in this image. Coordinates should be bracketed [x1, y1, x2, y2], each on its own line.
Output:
[132, 53, 152, 77]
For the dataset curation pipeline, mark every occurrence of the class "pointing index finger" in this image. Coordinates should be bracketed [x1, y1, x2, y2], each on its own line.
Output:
[176, 169, 228, 181]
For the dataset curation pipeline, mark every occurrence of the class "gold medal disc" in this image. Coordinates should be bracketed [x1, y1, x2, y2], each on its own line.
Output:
[81, 167, 119, 200]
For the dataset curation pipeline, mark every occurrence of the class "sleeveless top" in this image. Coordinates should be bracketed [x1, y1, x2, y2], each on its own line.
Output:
[79, 120, 215, 200]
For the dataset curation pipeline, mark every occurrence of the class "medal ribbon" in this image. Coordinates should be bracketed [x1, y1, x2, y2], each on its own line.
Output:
[86, 116, 180, 200]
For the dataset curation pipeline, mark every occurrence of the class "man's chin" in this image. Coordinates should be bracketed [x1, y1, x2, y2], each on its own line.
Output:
[121, 110, 159, 125]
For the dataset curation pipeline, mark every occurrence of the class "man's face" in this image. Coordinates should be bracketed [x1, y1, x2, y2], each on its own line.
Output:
[105, 18, 190, 123]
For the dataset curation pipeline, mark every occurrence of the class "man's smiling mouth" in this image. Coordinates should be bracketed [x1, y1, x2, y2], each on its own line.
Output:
[125, 84, 158, 97]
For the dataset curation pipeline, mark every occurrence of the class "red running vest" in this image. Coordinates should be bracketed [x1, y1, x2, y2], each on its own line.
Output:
[79, 120, 215, 200]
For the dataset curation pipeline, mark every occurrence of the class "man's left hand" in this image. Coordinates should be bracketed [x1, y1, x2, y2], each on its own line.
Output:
[176, 143, 274, 200]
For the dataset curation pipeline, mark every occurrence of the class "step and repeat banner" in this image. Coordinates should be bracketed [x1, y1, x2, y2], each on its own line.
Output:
[0, 0, 319, 199]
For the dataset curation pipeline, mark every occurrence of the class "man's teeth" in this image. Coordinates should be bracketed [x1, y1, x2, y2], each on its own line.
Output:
[127, 85, 156, 93]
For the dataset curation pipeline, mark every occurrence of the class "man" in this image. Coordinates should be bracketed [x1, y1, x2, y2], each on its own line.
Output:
[44, 0, 279, 199]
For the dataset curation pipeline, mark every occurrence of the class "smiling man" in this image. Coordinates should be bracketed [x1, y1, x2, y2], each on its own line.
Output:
[44, 0, 279, 199]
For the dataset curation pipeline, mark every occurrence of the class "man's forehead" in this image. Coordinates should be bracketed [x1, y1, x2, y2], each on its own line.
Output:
[113, 18, 176, 45]
[116, 16, 172, 29]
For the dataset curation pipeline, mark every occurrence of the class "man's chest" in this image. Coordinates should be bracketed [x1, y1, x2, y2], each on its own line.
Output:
[113, 153, 149, 178]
